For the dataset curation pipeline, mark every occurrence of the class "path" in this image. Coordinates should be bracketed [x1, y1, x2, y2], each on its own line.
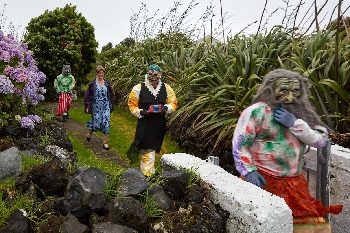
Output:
[44, 102, 129, 168]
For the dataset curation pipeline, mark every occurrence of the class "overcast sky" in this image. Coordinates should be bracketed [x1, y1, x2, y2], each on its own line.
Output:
[1, 0, 348, 51]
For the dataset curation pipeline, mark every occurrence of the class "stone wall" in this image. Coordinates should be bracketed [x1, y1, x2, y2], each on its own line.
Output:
[161, 153, 293, 233]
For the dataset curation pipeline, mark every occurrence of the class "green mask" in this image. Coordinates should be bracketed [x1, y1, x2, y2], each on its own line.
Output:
[274, 78, 301, 103]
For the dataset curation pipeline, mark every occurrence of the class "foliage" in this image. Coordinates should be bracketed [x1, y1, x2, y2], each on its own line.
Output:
[24, 4, 98, 100]
[139, 190, 165, 218]
[0, 30, 46, 129]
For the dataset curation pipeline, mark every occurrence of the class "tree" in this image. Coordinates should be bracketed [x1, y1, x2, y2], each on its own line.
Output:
[24, 4, 98, 100]
[101, 42, 113, 53]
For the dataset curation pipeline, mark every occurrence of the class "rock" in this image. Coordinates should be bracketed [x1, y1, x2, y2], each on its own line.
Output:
[57, 167, 107, 217]
[0, 147, 21, 182]
[108, 197, 149, 232]
[92, 222, 138, 233]
[117, 168, 151, 197]
[0, 209, 29, 233]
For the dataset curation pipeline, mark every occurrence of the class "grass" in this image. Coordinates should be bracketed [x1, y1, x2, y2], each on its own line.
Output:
[68, 102, 184, 169]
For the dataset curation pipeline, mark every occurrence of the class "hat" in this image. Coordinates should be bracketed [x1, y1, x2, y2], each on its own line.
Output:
[148, 64, 161, 73]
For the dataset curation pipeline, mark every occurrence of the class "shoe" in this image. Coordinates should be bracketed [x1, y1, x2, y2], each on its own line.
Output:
[62, 115, 68, 122]
[103, 143, 109, 150]
[86, 137, 91, 142]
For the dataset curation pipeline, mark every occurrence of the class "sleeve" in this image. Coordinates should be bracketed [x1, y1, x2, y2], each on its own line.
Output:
[232, 105, 264, 177]
[69, 75, 76, 89]
[54, 75, 61, 90]
[128, 84, 143, 119]
[289, 119, 329, 148]
[164, 84, 177, 114]
[84, 82, 93, 110]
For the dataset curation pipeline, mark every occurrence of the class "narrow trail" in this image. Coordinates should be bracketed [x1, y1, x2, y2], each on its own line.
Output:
[44, 101, 129, 168]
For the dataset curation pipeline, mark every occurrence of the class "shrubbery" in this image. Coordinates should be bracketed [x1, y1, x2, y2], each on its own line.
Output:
[0, 30, 46, 130]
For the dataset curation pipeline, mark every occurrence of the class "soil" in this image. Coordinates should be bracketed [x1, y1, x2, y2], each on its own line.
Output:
[44, 102, 129, 168]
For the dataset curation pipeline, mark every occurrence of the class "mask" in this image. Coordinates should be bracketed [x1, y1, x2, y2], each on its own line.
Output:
[274, 78, 301, 103]
[147, 71, 160, 86]
[62, 65, 71, 76]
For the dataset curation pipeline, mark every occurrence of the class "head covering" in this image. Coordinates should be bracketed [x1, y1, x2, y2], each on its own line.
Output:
[148, 64, 161, 73]
[62, 65, 71, 76]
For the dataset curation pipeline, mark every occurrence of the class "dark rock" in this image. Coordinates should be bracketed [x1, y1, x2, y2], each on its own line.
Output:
[160, 170, 190, 200]
[117, 168, 151, 197]
[148, 185, 175, 211]
[0, 209, 29, 233]
[92, 222, 138, 233]
[108, 197, 149, 232]
[150, 201, 225, 233]
[56, 167, 107, 217]
[37, 215, 64, 233]
[28, 160, 69, 197]
[60, 213, 89, 233]
[184, 185, 208, 203]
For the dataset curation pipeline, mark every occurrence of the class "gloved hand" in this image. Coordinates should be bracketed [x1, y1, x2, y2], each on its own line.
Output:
[161, 105, 168, 114]
[245, 170, 267, 189]
[140, 109, 148, 116]
[273, 107, 297, 128]
[56, 89, 61, 94]
[67, 88, 71, 92]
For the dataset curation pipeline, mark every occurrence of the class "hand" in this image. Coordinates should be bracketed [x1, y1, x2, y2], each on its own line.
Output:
[67, 88, 71, 92]
[245, 170, 267, 189]
[274, 107, 297, 128]
[56, 89, 61, 94]
[140, 109, 148, 116]
[161, 105, 168, 114]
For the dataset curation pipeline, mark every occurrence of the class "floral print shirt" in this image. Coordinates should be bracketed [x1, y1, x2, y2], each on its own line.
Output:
[232, 102, 328, 177]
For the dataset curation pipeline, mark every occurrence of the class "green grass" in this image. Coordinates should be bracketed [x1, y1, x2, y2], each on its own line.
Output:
[68, 102, 184, 168]
[67, 133, 125, 175]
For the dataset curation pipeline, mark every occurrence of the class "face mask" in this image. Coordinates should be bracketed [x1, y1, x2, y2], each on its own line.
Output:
[147, 71, 160, 85]
[274, 78, 301, 103]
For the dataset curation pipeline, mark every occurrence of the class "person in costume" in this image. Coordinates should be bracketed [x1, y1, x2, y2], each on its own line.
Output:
[232, 69, 342, 230]
[127, 64, 177, 176]
[84, 65, 114, 150]
[54, 65, 75, 122]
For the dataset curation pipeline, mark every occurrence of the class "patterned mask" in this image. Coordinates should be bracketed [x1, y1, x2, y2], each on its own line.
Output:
[62, 65, 71, 76]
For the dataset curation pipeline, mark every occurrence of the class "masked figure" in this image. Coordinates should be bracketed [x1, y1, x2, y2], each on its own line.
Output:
[54, 65, 75, 122]
[232, 69, 342, 231]
[127, 64, 177, 176]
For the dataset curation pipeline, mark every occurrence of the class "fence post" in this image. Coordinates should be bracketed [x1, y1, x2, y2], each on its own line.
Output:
[316, 140, 331, 221]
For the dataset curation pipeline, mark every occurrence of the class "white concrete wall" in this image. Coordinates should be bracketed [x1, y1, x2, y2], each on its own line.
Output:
[161, 153, 293, 233]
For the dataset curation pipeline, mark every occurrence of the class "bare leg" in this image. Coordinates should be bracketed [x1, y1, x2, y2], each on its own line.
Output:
[86, 131, 93, 142]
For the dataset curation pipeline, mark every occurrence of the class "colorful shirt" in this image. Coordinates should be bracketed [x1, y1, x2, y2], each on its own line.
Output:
[232, 102, 328, 177]
[54, 74, 75, 93]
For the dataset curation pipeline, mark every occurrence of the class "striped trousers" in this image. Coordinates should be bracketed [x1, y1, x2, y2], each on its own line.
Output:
[56, 92, 72, 116]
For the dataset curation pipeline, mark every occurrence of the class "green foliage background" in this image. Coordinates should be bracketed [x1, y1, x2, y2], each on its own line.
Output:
[24, 4, 98, 100]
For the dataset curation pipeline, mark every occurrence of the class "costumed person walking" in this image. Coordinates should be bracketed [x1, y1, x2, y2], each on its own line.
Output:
[232, 69, 342, 232]
[84, 65, 114, 150]
[54, 65, 75, 122]
[127, 64, 177, 176]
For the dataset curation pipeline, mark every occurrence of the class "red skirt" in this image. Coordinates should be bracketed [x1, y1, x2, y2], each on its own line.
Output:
[258, 170, 342, 222]
[56, 92, 72, 116]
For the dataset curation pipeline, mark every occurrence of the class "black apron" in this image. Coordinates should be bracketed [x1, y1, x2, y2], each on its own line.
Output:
[127, 82, 167, 163]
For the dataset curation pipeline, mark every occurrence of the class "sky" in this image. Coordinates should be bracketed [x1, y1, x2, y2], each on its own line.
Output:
[1, 0, 348, 51]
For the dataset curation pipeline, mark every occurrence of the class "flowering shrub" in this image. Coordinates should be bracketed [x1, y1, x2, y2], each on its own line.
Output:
[0, 30, 46, 129]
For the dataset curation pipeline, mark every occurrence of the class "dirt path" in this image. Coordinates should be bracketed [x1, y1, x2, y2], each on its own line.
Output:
[45, 102, 129, 168]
